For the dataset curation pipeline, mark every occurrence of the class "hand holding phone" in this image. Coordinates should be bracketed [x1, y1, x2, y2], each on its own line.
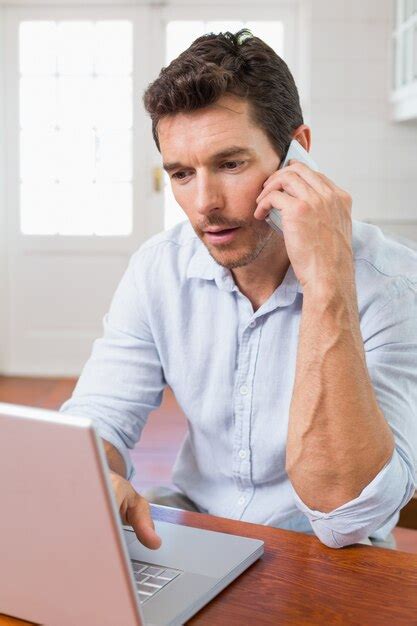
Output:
[265, 139, 320, 233]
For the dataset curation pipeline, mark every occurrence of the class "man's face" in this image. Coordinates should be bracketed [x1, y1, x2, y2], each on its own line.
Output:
[158, 94, 281, 269]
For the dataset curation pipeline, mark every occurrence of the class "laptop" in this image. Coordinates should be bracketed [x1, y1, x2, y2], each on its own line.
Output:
[0, 402, 264, 626]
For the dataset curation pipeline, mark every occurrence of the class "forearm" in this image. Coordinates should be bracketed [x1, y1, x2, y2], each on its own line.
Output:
[102, 438, 127, 478]
[286, 278, 395, 513]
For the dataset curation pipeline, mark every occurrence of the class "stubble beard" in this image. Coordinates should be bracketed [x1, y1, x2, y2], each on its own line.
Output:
[206, 226, 275, 270]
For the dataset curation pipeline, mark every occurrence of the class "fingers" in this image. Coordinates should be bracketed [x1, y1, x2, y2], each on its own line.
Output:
[109, 472, 162, 550]
[125, 493, 162, 550]
[262, 160, 332, 197]
[257, 170, 315, 207]
[254, 189, 300, 222]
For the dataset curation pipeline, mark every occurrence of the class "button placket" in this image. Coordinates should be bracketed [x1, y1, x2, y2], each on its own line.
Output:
[233, 306, 262, 498]
[233, 299, 252, 489]
[238, 320, 262, 491]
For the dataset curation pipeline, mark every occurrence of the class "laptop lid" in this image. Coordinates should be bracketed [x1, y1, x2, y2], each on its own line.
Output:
[0, 402, 143, 626]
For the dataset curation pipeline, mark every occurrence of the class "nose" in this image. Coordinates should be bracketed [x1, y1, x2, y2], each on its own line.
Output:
[195, 172, 224, 217]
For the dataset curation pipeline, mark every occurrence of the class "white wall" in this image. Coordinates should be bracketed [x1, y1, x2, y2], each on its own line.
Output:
[309, 0, 417, 241]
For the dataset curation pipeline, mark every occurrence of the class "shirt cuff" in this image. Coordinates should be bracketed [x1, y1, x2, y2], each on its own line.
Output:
[292, 448, 415, 548]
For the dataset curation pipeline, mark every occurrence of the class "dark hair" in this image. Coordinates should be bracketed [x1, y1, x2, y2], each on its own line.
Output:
[143, 28, 304, 159]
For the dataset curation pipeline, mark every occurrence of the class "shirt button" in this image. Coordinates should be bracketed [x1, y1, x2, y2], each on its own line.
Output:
[238, 449, 247, 459]
[239, 384, 248, 395]
[249, 320, 256, 328]
[238, 496, 245, 505]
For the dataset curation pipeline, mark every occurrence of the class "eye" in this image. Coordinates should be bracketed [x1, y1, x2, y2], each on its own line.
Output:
[171, 160, 245, 180]
[171, 170, 189, 180]
[221, 160, 244, 170]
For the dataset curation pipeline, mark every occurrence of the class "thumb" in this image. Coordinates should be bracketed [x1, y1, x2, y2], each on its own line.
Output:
[126, 495, 162, 550]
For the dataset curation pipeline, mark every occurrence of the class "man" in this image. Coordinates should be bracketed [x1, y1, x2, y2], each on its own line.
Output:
[60, 30, 417, 550]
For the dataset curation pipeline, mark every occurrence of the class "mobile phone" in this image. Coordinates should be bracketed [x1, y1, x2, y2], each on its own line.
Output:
[265, 139, 320, 233]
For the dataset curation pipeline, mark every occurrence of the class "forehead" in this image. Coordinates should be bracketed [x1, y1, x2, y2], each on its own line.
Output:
[157, 95, 261, 158]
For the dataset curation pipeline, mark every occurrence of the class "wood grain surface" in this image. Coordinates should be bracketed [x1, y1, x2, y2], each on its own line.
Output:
[1, 503, 417, 626]
[150, 505, 417, 625]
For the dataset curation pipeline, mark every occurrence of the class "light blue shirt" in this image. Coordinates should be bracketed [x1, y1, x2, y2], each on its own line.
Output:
[60, 219, 417, 548]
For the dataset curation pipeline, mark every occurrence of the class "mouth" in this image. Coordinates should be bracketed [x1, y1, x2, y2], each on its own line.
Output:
[204, 226, 241, 245]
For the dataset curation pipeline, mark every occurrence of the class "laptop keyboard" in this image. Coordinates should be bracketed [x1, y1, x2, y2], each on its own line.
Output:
[131, 559, 182, 603]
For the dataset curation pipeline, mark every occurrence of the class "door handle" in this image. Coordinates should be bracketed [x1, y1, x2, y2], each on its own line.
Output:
[153, 166, 163, 193]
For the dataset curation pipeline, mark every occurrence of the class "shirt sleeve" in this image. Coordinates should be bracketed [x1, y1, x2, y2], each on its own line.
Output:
[292, 278, 417, 548]
[59, 247, 166, 481]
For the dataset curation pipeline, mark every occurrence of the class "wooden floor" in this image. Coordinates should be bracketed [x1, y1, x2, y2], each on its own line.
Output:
[1, 375, 416, 554]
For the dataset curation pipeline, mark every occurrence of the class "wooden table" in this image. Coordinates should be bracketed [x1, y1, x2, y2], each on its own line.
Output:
[2, 504, 417, 625]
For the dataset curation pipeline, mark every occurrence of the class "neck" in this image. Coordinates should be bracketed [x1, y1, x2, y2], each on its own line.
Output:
[231, 233, 290, 312]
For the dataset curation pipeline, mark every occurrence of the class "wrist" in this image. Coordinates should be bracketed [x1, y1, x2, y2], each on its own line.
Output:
[102, 438, 127, 478]
[303, 271, 356, 305]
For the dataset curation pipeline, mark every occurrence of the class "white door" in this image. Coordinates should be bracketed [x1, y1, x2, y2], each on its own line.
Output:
[1, 1, 305, 377]
[3, 4, 162, 376]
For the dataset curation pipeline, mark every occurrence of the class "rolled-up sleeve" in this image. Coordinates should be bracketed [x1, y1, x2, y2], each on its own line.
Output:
[59, 247, 166, 481]
[293, 278, 417, 548]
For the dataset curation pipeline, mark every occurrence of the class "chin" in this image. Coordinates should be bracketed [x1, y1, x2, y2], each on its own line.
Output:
[198, 222, 274, 269]
[207, 244, 264, 270]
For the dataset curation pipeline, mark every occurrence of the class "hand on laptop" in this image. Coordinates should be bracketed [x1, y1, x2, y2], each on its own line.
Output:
[109, 471, 162, 550]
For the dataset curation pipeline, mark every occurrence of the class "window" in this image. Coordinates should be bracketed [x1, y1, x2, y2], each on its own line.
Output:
[19, 20, 133, 236]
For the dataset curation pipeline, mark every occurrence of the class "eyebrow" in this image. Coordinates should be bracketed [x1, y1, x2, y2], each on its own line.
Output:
[162, 146, 255, 173]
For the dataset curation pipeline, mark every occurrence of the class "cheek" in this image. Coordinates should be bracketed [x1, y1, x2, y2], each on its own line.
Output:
[226, 174, 264, 208]
[229, 171, 262, 193]
[170, 185, 190, 216]
[171, 183, 182, 204]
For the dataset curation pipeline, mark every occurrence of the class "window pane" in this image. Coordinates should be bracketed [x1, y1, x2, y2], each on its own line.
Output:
[56, 182, 132, 236]
[95, 21, 132, 75]
[404, 27, 413, 84]
[21, 182, 59, 234]
[58, 77, 95, 128]
[94, 77, 132, 129]
[405, 0, 415, 19]
[57, 21, 94, 75]
[57, 183, 96, 235]
[413, 24, 417, 80]
[57, 129, 96, 181]
[95, 130, 132, 181]
[393, 35, 398, 90]
[20, 130, 58, 181]
[93, 183, 132, 235]
[19, 21, 57, 75]
[20, 77, 57, 128]
[19, 20, 133, 236]
[246, 21, 284, 55]
[166, 21, 205, 65]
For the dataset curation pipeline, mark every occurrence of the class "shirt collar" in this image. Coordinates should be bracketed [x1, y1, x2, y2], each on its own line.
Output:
[186, 240, 303, 309]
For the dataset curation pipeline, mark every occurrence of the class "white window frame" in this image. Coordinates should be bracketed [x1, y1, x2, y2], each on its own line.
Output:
[3, 3, 158, 255]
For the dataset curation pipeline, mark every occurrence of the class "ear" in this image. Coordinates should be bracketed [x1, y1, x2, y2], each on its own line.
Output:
[291, 125, 312, 153]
